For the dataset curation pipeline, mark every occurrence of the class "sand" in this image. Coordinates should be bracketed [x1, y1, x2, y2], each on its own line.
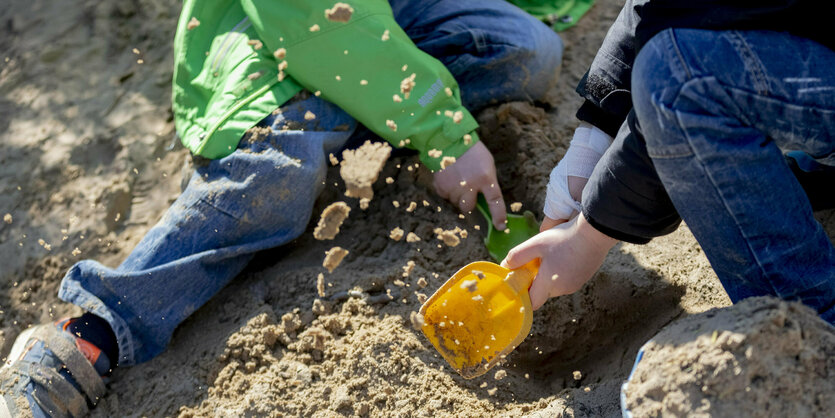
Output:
[323, 247, 349, 273]
[623, 297, 835, 417]
[340, 140, 392, 201]
[313, 201, 351, 240]
[325, 3, 355, 23]
[1, 0, 833, 417]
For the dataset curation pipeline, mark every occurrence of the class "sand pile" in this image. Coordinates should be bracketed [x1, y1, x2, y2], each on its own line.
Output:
[623, 297, 835, 417]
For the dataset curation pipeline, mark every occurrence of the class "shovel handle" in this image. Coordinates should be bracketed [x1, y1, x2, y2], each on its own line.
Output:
[503, 259, 540, 293]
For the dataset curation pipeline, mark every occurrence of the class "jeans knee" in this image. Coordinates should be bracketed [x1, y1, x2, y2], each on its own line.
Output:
[632, 30, 680, 119]
[467, 24, 562, 107]
[507, 24, 564, 99]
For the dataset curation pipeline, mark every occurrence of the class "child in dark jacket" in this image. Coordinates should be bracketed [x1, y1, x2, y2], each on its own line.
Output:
[505, 0, 835, 326]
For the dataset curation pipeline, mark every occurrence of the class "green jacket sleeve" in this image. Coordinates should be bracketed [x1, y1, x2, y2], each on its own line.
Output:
[240, 0, 479, 171]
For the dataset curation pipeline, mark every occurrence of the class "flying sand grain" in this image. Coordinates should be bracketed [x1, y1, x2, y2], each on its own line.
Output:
[323, 247, 349, 273]
[410, 311, 425, 329]
[390, 227, 404, 241]
[317, 273, 326, 297]
[313, 201, 351, 240]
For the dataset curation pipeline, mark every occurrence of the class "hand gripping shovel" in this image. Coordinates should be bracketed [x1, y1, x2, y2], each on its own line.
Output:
[419, 195, 540, 378]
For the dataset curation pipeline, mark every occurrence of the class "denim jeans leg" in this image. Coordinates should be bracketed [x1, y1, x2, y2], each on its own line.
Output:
[390, 0, 564, 110]
[59, 95, 357, 365]
[632, 29, 835, 324]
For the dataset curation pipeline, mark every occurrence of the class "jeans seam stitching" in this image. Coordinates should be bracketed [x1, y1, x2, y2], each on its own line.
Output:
[729, 31, 770, 96]
[668, 29, 693, 81]
[673, 104, 772, 284]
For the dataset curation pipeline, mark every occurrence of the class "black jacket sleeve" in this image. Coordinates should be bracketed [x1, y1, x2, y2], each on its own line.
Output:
[582, 111, 680, 244]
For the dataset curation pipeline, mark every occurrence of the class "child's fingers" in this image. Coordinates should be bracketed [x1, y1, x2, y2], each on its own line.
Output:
[482, 182, 507, 230]
[529, 271, 552, 310]
[459, 189, 477, 213]
[501, 236, 540, 269]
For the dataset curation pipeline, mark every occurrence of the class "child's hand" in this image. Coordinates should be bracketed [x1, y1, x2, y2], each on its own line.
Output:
[433, 141, 507, 230]
[501, 213, 618, 310]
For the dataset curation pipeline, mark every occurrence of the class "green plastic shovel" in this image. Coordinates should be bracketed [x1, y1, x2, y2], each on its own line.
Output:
[475, 194, 539, 262]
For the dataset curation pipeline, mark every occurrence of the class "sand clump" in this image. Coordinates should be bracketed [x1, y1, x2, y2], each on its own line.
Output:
[313, 201, 351, 240]
[340, 140, 391, 200]
[389, 227, 404, 241]
[406, 232, 420, 243]
[624, 297, 835, 417]
[322, 247, 349, 273]
[434, 227, 467, 247]
[400, 74, 416, 99]
[440, 156, 456, 170]
[325, 3, 354, 22]
[317, 273, 326, 298]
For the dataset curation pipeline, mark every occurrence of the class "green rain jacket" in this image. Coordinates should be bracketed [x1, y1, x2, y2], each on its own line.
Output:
[172, 0, 592, 170]
[173, 0, 480, 171]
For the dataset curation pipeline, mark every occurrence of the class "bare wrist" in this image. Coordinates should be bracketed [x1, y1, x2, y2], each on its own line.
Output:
[577, 212, 618, 250]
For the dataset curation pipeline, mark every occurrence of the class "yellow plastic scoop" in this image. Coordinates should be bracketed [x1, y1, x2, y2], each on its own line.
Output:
[419, 259, 539, 378]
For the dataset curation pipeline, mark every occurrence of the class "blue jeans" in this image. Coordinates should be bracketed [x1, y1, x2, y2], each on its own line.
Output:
[59, 0, 563, 366]
[632, 29, 835, 324]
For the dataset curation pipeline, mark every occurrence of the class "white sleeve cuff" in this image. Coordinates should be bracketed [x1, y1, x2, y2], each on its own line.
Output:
[542, 122, 613, 221]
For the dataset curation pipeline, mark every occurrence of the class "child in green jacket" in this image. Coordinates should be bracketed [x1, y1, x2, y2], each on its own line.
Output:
[0, 1, 564, 415]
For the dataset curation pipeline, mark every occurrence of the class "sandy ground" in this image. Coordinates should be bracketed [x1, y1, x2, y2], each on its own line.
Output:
[1, 0, 833, 417]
